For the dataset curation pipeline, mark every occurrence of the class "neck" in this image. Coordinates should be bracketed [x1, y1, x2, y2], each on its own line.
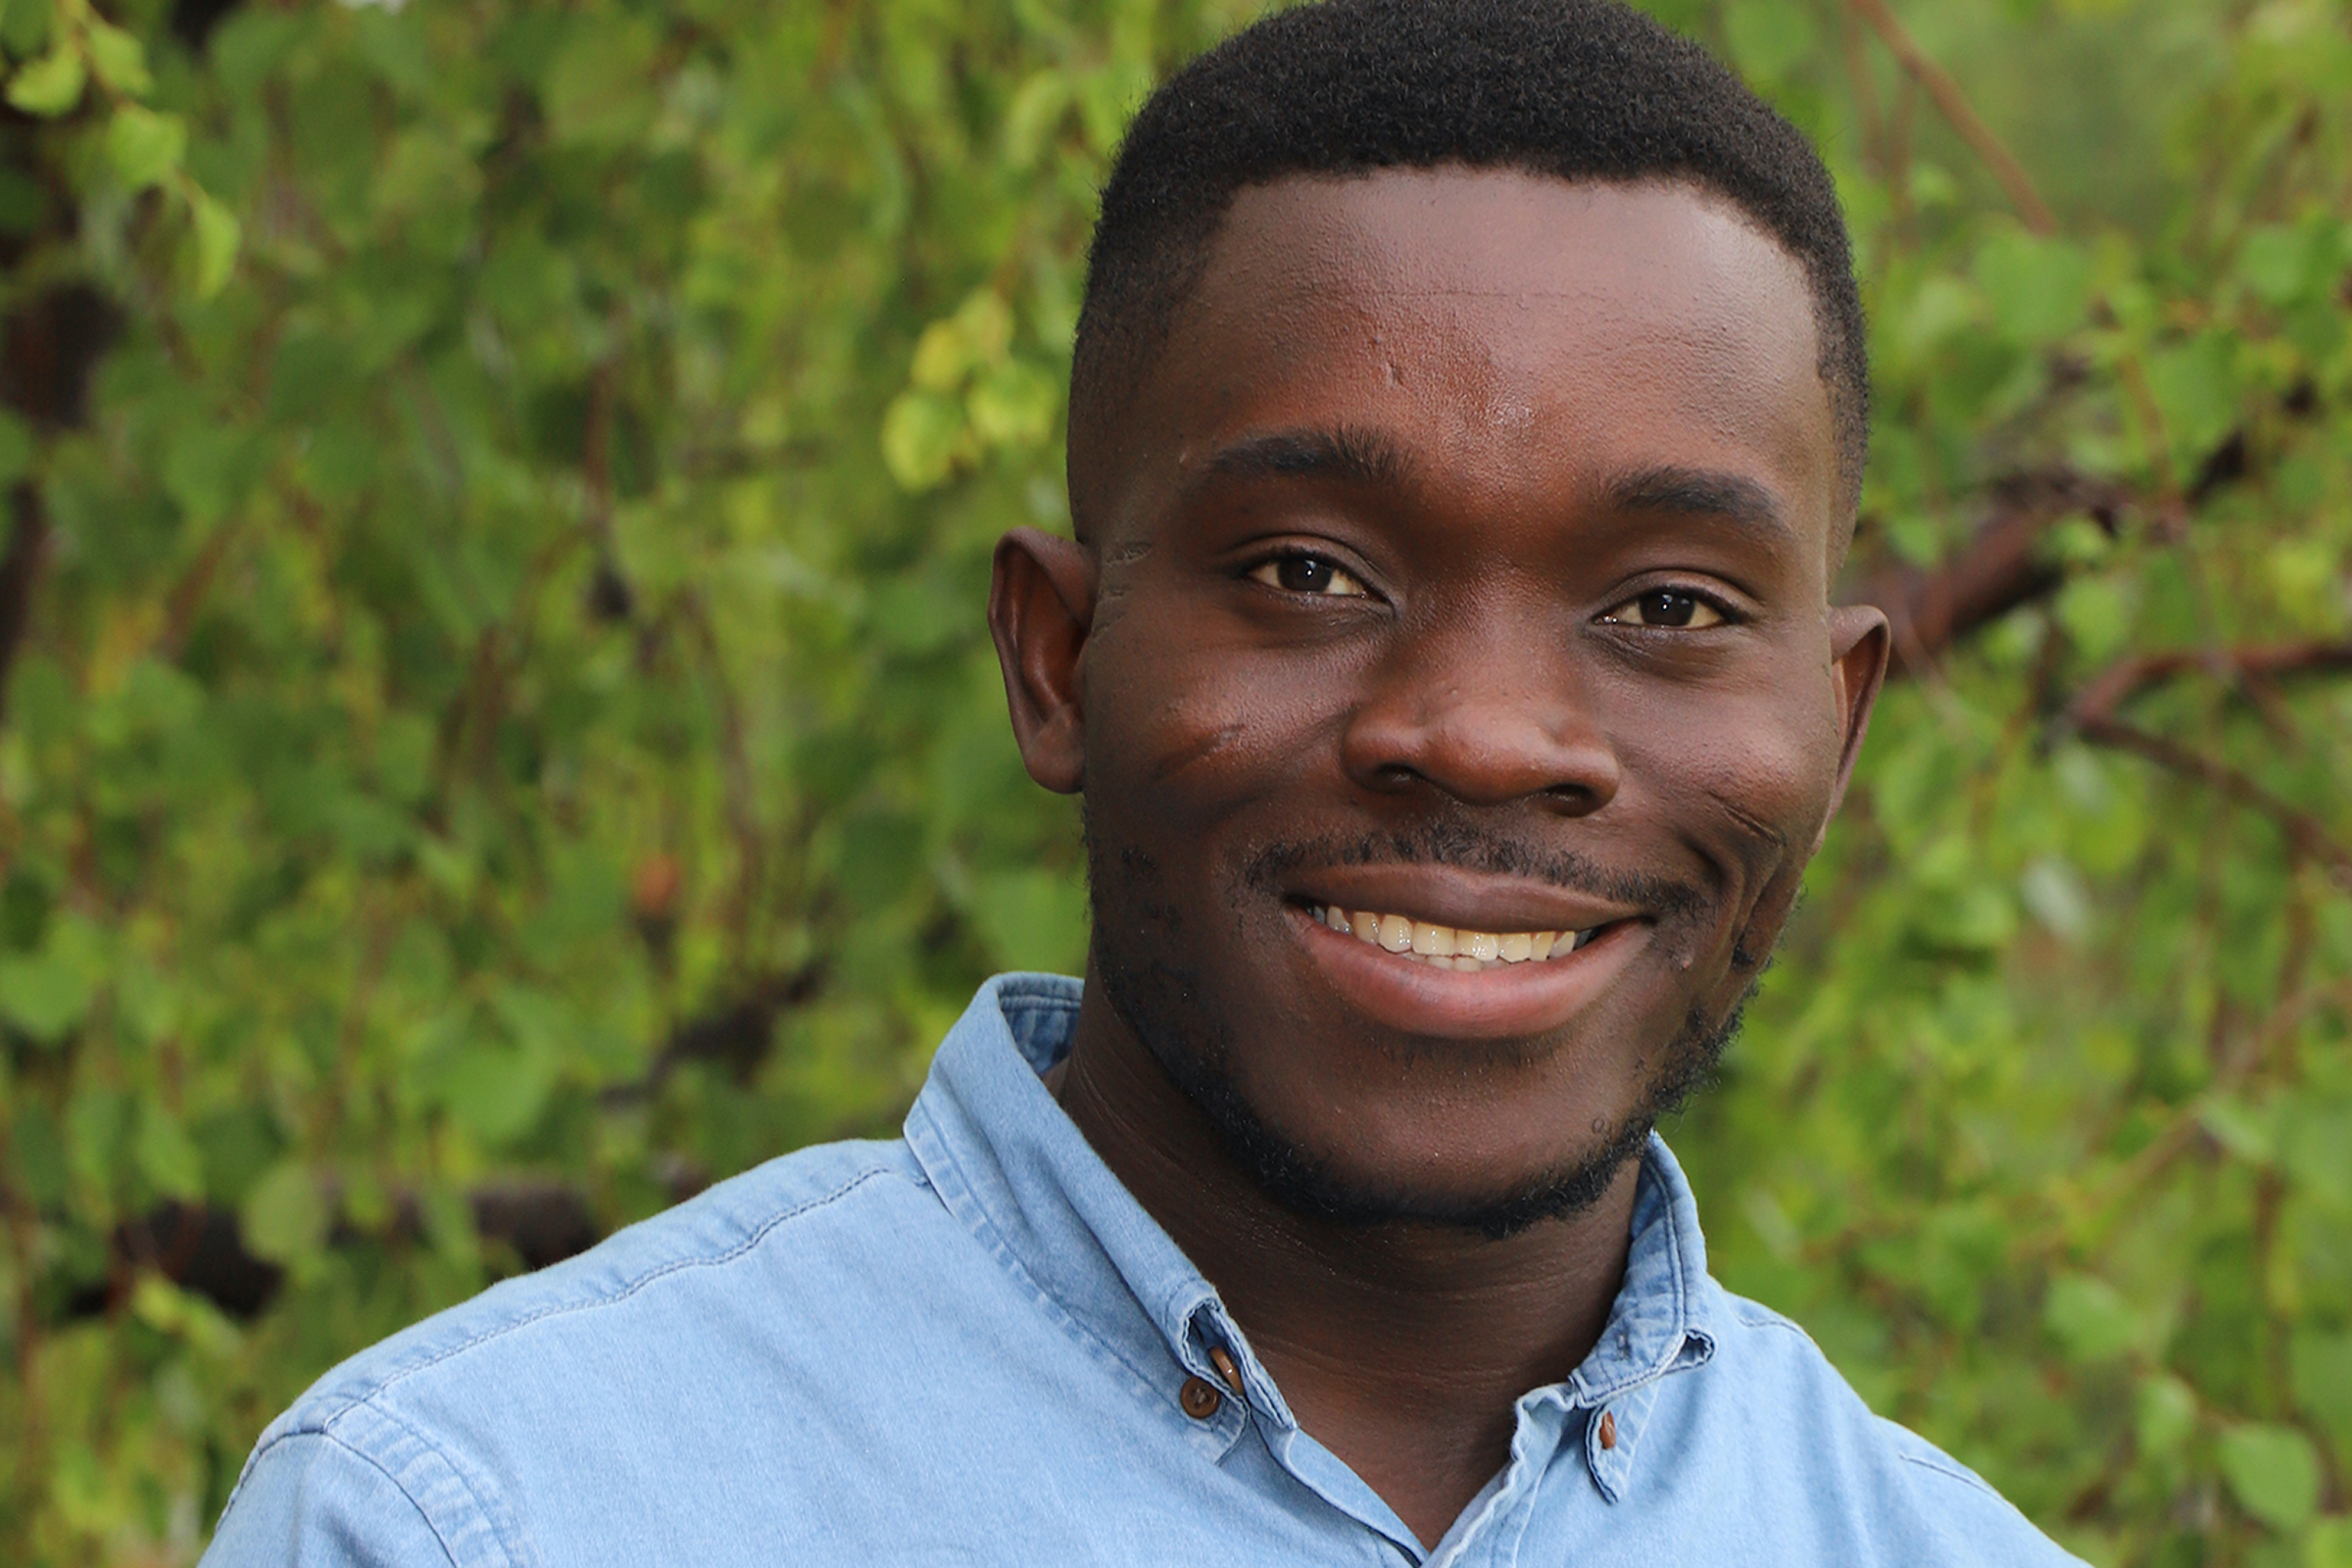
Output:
[1049, 982, 1640, 1550]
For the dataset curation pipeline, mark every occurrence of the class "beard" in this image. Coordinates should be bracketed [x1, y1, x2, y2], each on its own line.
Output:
[1085, 815, 1761, 1241]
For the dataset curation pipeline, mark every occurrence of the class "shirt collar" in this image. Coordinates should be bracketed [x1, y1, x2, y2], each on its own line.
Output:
[904, 976, 1227, 1406]
[905, 974, 1718, 1511]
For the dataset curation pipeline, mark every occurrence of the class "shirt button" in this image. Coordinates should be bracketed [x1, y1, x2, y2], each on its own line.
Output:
[1597, 1410, 1618, 1450]
[1180, 1376, 1223, 1420]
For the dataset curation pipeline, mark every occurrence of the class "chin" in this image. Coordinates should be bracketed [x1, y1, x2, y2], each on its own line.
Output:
[1107, 927, 1745, 1238]
[1230, 1102, 1659, 1241]
[1083, 811, 1763, 1238]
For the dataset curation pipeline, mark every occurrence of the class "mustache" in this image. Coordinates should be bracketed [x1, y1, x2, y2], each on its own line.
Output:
[1235, 820, 1705, 919]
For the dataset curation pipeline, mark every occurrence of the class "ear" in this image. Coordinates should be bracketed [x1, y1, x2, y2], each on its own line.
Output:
[1815, 604, 1890, 849]
[988, 526, 1098, 796]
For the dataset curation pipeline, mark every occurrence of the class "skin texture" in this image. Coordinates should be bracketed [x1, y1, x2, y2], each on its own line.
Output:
[988, 170, 1889, 1549]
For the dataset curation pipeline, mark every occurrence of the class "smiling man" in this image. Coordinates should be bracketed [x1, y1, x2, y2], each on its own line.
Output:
[204, 2, 2082, 1564]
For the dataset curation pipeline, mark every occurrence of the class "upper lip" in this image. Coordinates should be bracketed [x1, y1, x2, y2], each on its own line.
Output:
[1289, 863, 1643, 935]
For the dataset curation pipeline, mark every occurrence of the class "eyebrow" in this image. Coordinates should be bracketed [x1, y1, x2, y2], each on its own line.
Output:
[1197, 425, 1416, 490]
[1188, 437, 1798, 549]
[1598, 465, 1795, 547]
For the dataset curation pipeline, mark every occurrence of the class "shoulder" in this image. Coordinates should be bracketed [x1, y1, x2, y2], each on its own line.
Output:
[1695, 1283, 2085, 1566]
[216, 1139, 937, 1550]
[292, 1138, 924, 1415]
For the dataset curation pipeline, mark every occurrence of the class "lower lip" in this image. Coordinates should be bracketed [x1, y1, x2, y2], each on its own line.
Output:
[1286, 906, 1645, 1040]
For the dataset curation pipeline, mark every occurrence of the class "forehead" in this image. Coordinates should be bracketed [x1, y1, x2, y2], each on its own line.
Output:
[1102, 169, 1838, 570]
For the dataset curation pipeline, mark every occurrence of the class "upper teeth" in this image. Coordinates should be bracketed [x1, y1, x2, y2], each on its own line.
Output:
[1310, 906, 1603, 970]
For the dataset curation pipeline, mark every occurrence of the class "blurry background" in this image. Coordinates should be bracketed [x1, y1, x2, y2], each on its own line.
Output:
[0, 0, 2347, 1561]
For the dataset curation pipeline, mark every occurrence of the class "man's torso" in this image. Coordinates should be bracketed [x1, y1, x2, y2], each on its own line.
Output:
[201, 977, 2079, 1567]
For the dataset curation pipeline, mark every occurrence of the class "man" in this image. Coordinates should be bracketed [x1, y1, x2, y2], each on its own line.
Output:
[205, 1, 2081, 1562]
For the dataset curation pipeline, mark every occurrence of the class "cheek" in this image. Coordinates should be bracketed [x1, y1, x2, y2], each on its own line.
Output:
[1612, 664, 1843, 894]
[1083, 606, 1348, 830]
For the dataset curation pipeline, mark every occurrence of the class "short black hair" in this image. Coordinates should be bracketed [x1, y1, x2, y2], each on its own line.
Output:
[1069, 0, 1868, 541]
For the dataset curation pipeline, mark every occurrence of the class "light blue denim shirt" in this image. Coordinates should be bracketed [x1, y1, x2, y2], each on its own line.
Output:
[203, 974, 2079, 1566]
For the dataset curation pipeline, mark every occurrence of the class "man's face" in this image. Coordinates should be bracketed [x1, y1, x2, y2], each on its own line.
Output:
[1018, 170, 1885, 1231]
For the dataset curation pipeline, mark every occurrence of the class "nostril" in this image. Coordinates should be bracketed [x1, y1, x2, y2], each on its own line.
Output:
[1541, 781, 1605, 813]
[1371, 763, 1419, 793]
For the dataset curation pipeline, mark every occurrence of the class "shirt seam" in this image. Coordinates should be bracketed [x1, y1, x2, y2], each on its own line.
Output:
[1894, 1447, 2004, 1497]
[239, 1425, 479, 1568]
[346, 1164, 904, 1405]
[1732, 1303, 1810, 1334]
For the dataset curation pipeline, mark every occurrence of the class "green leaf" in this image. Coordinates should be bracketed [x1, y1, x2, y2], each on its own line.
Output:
[238, 1160, 328, 1265]
[105, 105, 187, 192]
[1723, 0, 1818, 83]
[0, 917, 102, 1044]
[967, 359, 1057, 449]
[2019, 858, 2090, 941]
[1894, 273, 1983, 359]
[2199, 1096, 2275, 1164]
[0, 0, 53, 58]
[5, 46, 85, 117]
[2291, 1331, 2352, 1456]
[881, 390, 969, 492]
[0, 164, 42, 235]
[10, 1104, 69, 1207]
[133, 1101, 206, 1201]
[437, 1039, 557, 1147]
[2236, 223, 2313, 307]
[2278, 1103, 2352, 1203]
[187, 188, 241, 298]
[971, 867, 1087, 975]
[908, 318, 972, 393]
[1001, 71, 1071, 169]
[2144, 330, 2240, 466]
[82, 19, 150, 96]
[1974, 228, 2094, 345]
[2135, 1372, 2198, 1455]
[541, 15, 661, 144]
[953, 291, 1014, 365]
[2054, 574, 2134, 664]
[2308, 1517, 2352, 1568]
[2044, 1272, 2142, 1364]
[161, 423, 257, 522]
[0, 408, 32, 488]
[2219, 1423, 2322, 1534]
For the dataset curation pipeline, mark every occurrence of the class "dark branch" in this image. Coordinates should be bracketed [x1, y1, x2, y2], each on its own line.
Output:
[2065, 638, 2352, 727]
[0, 484, 48, 724]
[74, 964, 821, 1324]
[2074, 715, 2352, 883]
[2057, 636, 2352, 886]
[1842, 470, 2131, 678]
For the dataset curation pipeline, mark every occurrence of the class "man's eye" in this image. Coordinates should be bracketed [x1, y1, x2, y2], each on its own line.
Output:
[1249, 555, 1369, 597]
[1601, 590, 1726, 628]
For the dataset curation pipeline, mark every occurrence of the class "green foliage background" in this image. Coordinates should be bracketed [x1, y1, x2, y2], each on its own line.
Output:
[0, 0, 2347, 1561]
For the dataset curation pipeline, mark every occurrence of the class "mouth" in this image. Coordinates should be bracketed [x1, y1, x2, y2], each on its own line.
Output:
[1281, 894, 1647, 1040]
[1303, 903, 1612, 969]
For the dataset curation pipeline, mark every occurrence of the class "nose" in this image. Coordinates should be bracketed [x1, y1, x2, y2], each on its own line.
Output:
[1339, 609, 1620, 813]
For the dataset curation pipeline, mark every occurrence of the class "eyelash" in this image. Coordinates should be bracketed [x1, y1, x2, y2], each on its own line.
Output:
[1596, 583, 1741, 630]
[1243, 549, 1374, 600]
[1242, 553, 1740, 628]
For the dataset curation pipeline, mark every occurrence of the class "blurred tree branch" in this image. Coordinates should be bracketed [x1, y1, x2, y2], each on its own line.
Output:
[2056, 638, 2352, 886]
[1844, 469, 2129, 677]
[1843, 0, 2057, 234]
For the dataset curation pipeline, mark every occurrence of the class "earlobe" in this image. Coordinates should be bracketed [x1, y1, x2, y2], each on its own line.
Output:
[1817, 604, 1890, 842]
[988, 526, 1099, 796]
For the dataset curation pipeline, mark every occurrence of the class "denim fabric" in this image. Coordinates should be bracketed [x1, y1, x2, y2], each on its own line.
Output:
[203, 973, 2081, 1566]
